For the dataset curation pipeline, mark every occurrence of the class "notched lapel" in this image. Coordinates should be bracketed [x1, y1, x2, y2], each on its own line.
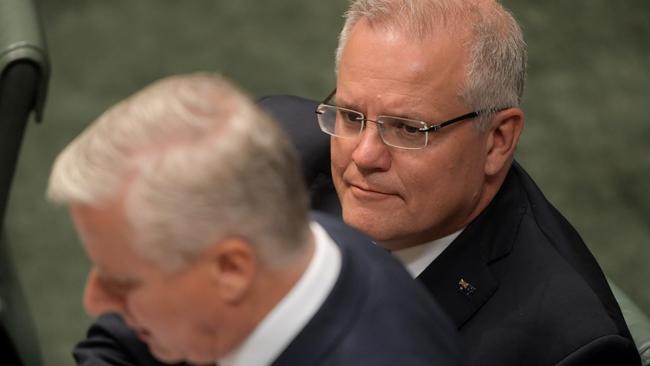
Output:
[417, 165, 527, 329]
[418, 238, 498, 328]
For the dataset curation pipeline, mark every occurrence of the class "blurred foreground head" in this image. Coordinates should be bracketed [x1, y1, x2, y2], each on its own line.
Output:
[47, 73, 311, 364]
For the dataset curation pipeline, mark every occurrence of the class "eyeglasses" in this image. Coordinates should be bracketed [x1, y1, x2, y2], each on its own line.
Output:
[315, 88, 504, 150]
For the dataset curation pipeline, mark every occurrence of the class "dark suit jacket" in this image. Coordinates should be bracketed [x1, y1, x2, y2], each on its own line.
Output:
[256, 95, 341, 216]
[74, 212, 464, 365]
[418, 162, 640, 365]
[257, 95, 641, 365]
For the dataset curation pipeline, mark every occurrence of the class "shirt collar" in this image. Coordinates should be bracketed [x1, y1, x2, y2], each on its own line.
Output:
[218, 221, 342, 366]
[391, 229, 463, 277]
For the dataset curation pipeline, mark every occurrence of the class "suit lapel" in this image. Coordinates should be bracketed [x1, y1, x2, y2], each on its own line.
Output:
[417, 234, 498, 328]
[417, 166, 527, 328]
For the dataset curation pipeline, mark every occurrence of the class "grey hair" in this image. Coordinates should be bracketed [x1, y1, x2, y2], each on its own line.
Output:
[336, 0, 526, 128]
[48, 73, 311, 271]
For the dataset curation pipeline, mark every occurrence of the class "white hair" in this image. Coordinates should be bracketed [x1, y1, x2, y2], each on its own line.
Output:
[48, 73, 310, 271]
[336, 0, 527, 127]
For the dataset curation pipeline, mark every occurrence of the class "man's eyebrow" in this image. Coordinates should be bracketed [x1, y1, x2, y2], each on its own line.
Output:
[383, 111, 429, 122]
[94, 266, 138, 285]
[332, 95, 363, 111]
[334, 96, 430, 122]
[379, 104, 432, 121]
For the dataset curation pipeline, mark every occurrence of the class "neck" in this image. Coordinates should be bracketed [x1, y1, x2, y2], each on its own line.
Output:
[228, 234, 316, 343]
[264, 233, 316, 299]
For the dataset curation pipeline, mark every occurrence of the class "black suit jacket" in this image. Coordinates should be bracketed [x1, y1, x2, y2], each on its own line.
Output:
[257, 95, 341, 216]
[258, 95, 641, 365]
[418, 162, 639, 365]
[74, 212, 464, 365]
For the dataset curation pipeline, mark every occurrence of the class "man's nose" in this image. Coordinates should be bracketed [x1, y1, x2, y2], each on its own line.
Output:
[351, 122, 391, 172]
[83, 268, 127, 317]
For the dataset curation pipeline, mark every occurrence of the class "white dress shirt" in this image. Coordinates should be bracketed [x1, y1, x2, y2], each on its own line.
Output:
[218, 221, 342, 366]
[391, 229, 463, 277]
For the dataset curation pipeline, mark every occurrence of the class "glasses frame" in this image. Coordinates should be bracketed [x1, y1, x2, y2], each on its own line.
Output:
[315, 88, 508, 149]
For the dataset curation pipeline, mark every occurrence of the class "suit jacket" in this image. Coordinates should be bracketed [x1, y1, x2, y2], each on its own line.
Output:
[256, 95, 341, 216]
[418, 162, 640, 365]
[257, 95, 641, 365]
[74, 212, 464, 366]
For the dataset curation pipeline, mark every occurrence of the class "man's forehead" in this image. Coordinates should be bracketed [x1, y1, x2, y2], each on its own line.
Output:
[70, 201, 144, 269]
[336, 88, 436, 121]
[337, 20, 469, 119]
[70, 202, 128, 243]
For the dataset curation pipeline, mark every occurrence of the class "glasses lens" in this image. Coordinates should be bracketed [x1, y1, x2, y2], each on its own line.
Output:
[316, 105, 364, 138]
[379, 116, 427, 149]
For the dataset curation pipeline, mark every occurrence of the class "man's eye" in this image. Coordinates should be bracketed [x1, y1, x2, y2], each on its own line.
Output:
[398, 123, 421, 134]
[391, 121, 422, 136]
[341, 111, 363, 123]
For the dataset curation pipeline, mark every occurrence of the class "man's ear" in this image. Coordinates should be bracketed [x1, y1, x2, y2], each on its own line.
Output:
[484, 108, 524, 176]
[203, 238, 256, 304]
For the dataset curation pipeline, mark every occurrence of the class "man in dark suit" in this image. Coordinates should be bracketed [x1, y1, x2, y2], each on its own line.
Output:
[303, 0, 641, 364]
[48, 73, 463, 365]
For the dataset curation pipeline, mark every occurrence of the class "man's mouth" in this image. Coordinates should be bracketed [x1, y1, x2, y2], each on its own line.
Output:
[349, 183, 395, 199]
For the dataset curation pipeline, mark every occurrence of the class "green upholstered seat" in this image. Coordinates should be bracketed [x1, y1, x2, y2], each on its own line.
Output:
[609, 280, 650, 366]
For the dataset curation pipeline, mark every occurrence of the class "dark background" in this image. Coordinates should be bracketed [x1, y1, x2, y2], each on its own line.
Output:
[4, 1, 648, 365]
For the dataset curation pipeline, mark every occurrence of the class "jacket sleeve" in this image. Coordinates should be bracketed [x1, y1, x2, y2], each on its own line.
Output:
[556, 334, 641, 366]
[73, 313, 186, 366]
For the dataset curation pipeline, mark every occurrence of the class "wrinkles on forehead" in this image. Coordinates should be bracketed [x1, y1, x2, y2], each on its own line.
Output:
[337, 17, 470, 121]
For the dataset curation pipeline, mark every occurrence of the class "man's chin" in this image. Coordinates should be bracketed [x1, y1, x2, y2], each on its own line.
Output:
[148, 342, 184, 364]
[343, 211, 396, 243]
[151, 344, 218, 366]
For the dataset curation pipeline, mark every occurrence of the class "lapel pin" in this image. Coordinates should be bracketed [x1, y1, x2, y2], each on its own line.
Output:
[458, 278, 476, 297]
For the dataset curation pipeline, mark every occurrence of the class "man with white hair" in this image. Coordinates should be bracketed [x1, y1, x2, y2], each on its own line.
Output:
[310, 0, 640, 364]
[49, 73, 463, 365]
